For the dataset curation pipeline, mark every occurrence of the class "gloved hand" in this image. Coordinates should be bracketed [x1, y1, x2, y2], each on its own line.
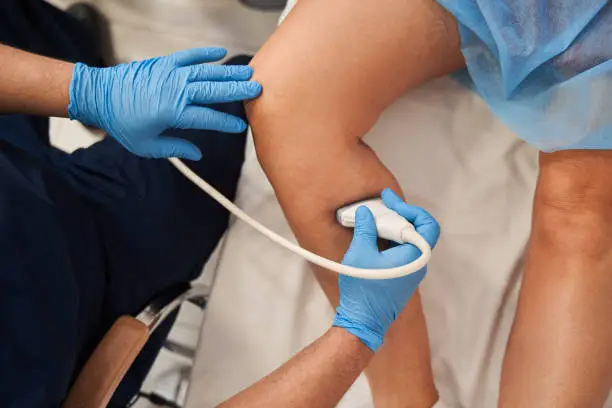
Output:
[68, 47, 262, 160]
[333, 188, 440, 352]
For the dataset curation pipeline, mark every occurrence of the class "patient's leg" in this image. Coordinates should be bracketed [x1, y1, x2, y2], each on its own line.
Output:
[499, 151, 612, 407]
[246, 0, 463, 405]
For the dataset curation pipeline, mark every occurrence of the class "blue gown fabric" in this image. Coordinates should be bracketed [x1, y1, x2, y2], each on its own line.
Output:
[437, 0, 612, 151]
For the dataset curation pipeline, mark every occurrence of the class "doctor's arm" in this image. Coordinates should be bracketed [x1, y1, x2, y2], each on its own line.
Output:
[217, 328, 372, 408]
[218, 193, 439, 408]
[0, 43, 74, 118]
[0, 43, 260, 159]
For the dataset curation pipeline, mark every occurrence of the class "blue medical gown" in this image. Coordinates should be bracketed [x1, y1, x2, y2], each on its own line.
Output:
[437, 0, 612, 151]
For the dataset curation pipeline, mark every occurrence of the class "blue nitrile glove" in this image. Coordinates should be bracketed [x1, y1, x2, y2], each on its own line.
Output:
[333, 188, 440, 352]
[68, 47, 262, 161]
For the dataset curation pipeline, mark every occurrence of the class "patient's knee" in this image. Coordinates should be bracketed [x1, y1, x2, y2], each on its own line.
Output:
[537, 150, 612, 210]
[534, 151, 612, 257]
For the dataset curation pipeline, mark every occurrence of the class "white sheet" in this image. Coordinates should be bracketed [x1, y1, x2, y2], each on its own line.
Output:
[186, 2, 611, 407]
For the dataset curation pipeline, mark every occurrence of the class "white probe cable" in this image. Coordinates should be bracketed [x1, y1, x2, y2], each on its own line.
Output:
[168, 158, 431, 280]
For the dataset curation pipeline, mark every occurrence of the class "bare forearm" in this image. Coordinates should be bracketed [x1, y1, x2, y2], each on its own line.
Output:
[218, 328, 372, 408]
[0, 43, 73, 117]
[500, 151, 612, 407]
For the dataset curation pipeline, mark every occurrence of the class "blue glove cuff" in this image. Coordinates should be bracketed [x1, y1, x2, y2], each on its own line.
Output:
[67, 63, 85, 121]
[68, 62, 104, 129]
[333, 312, 384, 352]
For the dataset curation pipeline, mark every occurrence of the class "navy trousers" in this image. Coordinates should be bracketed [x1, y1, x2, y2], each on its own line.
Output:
[0, 1, 247, 406]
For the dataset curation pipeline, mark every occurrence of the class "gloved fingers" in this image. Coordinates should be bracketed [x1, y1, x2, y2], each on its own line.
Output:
[186, 64, 254, 82]
[187, 81, 262, 104]
[381, 188, 440, 248]
[343, 206, 381, 266]
[138, 136, 203, 161]
[175, 106, 247, 133]
[170, 47, 227, 67]
[353, 206, 379, 247]
[381, 243, 423, 268]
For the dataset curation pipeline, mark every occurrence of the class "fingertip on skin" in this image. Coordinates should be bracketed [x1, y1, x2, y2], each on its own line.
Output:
[243, 81, 262, 98]
[236, 65, 254, 79]
[381, 187, 399, 198]
[219, 65, 254, 81]
[236, 119, 248, 133]
[251, 81, 263, 93]
[381, 188, 403, 211]
[381, 188, 401, 202]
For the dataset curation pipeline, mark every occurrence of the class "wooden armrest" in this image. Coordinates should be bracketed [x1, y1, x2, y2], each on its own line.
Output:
[62, 283, 209, 407]
[62, 316, 149, 408]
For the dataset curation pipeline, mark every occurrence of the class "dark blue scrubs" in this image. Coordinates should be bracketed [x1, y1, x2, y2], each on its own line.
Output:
[0, 1, 247, 406]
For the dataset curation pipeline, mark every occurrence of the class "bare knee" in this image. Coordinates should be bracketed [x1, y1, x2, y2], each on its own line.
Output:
[534, 150, 612, 261]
